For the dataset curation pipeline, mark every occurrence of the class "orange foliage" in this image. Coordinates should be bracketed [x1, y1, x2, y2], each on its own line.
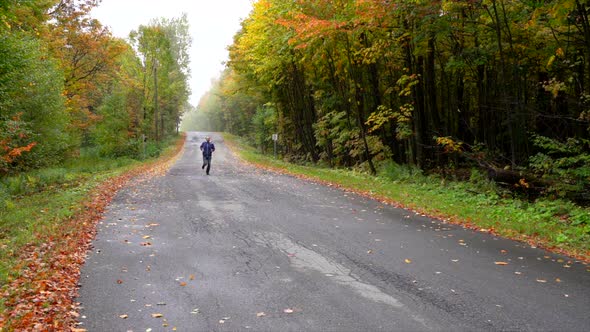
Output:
[45, 0, 126, 130]
[2, 142, 37, 163]
[0, 114, 37, 172]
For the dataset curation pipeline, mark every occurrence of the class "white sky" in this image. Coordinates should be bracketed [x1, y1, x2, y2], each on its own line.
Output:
[91, 0, 253, 106]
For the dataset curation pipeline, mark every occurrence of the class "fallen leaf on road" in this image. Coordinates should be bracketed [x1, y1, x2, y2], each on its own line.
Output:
[117, 279, 123, 284]
[151, 313, 163, 318]
[119, 314, 128, 319]
[140, 242, 152, 246]
[555, 278, 562, 283]
[536, 279, 547, 283]
[179, 282, 187, 286]
[500, 250, 507, 254]
[405, 259, 412, 264]
[157, 302, 166, 306]
[494, 262, 509, 265]
[451, 259, 459, 263]
[367, 250, 373, 254]
[256, 312, 266, 317]
[284, 308, 294, 313]
[515, 272, 522, 275]
[71, 328, 87, 332]
[143, 235, 151, 239]
[189, 274, 195, 280]
[191, 308, 200, 314]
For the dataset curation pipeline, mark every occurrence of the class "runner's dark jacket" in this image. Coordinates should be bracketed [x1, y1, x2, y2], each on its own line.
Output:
[200, 141, 215, 158]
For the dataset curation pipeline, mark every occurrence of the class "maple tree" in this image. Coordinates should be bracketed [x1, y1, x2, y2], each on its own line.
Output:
[45, 0, 126, 133]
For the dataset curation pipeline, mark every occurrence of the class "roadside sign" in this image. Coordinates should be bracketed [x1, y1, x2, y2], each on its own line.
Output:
[272, 134, 278, 141]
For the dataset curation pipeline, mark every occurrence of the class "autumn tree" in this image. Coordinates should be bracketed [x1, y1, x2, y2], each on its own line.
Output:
[46, 0, 125, 137]
[187, 0, 590, 199]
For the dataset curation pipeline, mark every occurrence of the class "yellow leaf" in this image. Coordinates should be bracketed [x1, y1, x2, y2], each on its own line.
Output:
[494, 262, 509, 265]
[189, 274, 195, 280]
[180, 282, 187, 286]
[256, 312, 266, 317]
[404, 259, 412, 264]
[547, 55, 556, 68]
[152, 313, 163, 318]
[119, 314, 128, 319]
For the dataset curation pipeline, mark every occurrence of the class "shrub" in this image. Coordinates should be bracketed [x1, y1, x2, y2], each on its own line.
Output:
[529, 135, 590, 203]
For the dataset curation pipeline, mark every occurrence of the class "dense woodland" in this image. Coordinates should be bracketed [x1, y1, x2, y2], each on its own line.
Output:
[0, 0, 190, 174]
[183, 0, 590, 203]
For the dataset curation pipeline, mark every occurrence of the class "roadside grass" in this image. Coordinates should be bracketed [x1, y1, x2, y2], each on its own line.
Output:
[224, 134, 590, 261]
[0, 136, 182, 312]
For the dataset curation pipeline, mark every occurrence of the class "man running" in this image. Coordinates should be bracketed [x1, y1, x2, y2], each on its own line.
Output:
[200, 136, 215, 175]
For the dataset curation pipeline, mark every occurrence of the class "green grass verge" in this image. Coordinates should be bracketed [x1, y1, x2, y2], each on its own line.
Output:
[224, 133, 590, 261]
[0, 137, 181, 291]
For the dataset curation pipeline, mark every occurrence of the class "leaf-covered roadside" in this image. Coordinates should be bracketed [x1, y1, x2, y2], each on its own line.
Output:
[224, 134, 590, 263]
[0, 135, 185, 330]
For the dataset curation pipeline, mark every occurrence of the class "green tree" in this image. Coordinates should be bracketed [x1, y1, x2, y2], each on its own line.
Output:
[0, 32, 70, 173]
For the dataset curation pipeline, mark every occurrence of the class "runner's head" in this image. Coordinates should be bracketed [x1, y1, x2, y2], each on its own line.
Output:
[205, 136, 210, 142]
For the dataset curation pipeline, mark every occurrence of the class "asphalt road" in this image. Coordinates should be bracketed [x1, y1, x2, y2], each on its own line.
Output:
[77, 132, 590, 332]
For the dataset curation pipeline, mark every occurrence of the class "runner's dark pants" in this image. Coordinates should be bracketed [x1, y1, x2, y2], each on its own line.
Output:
[202, 155, 212, 174]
